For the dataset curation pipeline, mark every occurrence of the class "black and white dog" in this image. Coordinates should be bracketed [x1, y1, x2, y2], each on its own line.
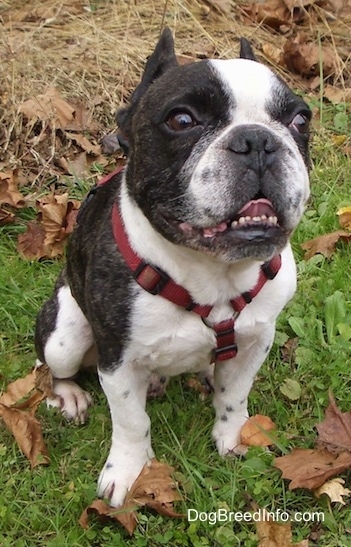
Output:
[35, 29, 311, 507]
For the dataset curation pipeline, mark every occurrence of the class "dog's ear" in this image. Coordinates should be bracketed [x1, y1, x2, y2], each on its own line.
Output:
[239, 38, 257, 62]
[117, 28, 178, 138]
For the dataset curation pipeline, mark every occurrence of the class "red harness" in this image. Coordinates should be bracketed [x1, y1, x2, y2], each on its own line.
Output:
[97, 167, 282, 362]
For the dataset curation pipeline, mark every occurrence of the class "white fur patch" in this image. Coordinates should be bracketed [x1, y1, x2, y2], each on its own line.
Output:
[44, 286, 94, 379]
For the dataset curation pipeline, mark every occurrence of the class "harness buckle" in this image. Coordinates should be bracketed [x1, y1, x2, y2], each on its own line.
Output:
[133, 261, 170, 295]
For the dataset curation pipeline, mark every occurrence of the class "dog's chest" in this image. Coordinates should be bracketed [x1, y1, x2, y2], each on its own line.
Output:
[125, 275, 288, 377]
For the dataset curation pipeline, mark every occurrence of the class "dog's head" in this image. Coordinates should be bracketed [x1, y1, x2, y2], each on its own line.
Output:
[117, 28, 311, 262]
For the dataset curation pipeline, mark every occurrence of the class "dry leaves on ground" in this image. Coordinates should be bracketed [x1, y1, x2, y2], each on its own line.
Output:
[274, 392, 351, 493]
[314, 477, 351, 505]
[17, 193, 81, 259]
[0, 170, 26, 225]
[255, 508, 309, 547]
[240, 414, 277, 447]
[301, 205, 351, 260]
[79, 459, 184, 535]
[0, 365, 53, 467]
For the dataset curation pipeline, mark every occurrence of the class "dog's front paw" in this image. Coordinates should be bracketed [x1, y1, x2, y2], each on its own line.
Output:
[212, 414, 249, 456]
[47, 379, 93, 424]
[97, 445, 154, 507]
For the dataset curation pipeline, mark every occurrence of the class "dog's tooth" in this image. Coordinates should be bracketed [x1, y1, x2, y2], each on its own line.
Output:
[252, 216, 261, 222]
[231, 220, 238, 228]
[261, 215, 267, 220]
[238, 217, 246, 225]
[268, 216, 278, 225]
[245, 216, 251, 221]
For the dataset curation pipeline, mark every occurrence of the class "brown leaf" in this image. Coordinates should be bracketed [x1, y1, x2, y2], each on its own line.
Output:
[241, 414, 276, 447]
[256, 508, 307, 546]
[274, 448, 351, 490]
[337, 206, 351, 230]
[0, 365, 53, 411]
[0, 405, 50, 467]
[324, 85, 351, 104]
[0, 171, 25, 208]
[17, 221, 47, 260]
[0, 208, 16, 225]
[283, 34, 338, 78]
[65, 132, 101, 156]
[19, 87, 75, 130]
[315, 392, 351, 453]
[301, 230, 351, 260]
[262, 43, 283, 65]
[18, 193, 81, 259]
[243, 0, 293, 30]
[204, 0, 231, 14]
[283, 0, 318, 9]
[0, 365, 53, 467]
[79, 499, 138, 536]
[79, 459, 184, 535]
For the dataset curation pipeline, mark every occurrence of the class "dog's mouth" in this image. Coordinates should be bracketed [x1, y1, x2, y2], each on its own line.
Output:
[177, 198, 284, 242]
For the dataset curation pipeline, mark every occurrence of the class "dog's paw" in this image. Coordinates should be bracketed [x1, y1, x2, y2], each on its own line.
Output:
[47, 379, 93, 424]
[212, 414, 248, 456]
[97, 448, 153, 507]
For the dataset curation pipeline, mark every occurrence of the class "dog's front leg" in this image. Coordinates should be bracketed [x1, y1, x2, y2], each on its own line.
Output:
[97, 362, 154, 507]
[212, 324, 275, 456]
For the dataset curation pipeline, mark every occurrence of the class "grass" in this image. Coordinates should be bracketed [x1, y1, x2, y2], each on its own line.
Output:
[0, 98, 350, 546]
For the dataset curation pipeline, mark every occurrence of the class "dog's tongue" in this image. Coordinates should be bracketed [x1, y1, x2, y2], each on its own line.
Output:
[237, 198, 276, 218]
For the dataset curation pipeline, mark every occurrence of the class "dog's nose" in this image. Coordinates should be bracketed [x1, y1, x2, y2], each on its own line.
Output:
[227, 125, 279, 174]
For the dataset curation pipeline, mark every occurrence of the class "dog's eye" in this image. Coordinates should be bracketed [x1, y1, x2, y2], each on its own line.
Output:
[289, 113, 309, 134]
[166, 111, 197, 131]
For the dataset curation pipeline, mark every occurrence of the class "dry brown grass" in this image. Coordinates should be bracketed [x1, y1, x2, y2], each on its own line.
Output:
[0, 0, 350, 185]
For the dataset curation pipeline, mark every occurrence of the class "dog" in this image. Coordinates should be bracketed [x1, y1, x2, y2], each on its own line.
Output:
[35, 28, 311, 507]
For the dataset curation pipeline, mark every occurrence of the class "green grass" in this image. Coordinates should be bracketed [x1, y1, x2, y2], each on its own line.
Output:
[0, 101, 351, 546]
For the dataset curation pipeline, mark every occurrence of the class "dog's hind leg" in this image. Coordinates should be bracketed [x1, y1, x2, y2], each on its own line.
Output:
[36, 271, 94, 423]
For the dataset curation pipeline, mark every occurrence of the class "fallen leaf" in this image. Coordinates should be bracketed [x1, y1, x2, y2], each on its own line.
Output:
[79, 499, 138, 536]
[17, 221, 47, 260]
[301, 230, 351, 260]
[0, 208, 16, 225]
[315, 392, 351, 453]
[280, 379, 301, 401]
[0, 365, 52, 408]
[19, 87, 75, 130]
[0, 406, 49, 467]
[324, 85, 351, 104]
[262, 43, 283, 65]
[283, 0, 317, 8]
[243, 0, 292, 30]
[17, 193, 81, 260]
[80, 459, 184, 535]
[315, 477, 351, 505]
[274, 448, 351, 490]
[283, 34, 338, 78]
[37, 193, 80, 247]
[0, 365, 53, 467]
[204, 0, 231, 14]
[0, 171, 25, 208]
[337, 206, 351, 231]
[65, 132, 101, 156]
[187, 377, 212, 396]
[255, 507, 309, 546]
[240, 414, 276, 447]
